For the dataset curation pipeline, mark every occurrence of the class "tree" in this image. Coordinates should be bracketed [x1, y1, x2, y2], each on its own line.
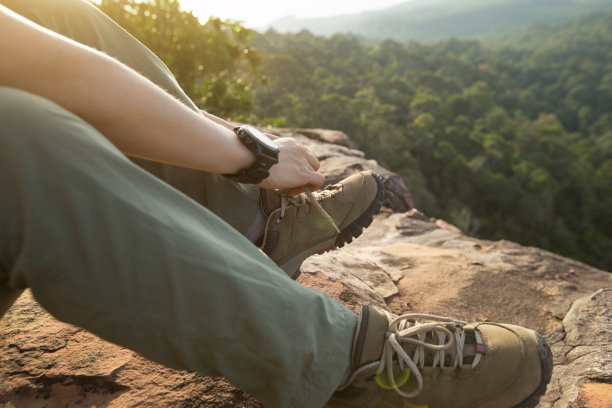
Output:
[96, 0, 261, 118]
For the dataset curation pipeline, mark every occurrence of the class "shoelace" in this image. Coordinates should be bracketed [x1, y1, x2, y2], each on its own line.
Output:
[302, 187, 341, 234]
[276, 187, 341, 234]
[259, 186, 342, 252]
[346, 312, 482, 399]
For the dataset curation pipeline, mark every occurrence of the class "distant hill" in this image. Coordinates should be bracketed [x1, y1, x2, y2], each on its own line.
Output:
[264, 0, 612, 42]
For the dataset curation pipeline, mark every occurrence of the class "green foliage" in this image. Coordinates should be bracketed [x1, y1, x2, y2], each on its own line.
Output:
[250, 13, 612, 271]
[96, 0, 261, 117]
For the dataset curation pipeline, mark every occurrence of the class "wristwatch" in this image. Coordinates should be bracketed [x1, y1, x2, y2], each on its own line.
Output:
[223, 125, 279, 184]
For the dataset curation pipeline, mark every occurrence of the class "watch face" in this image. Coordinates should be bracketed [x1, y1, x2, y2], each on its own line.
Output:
[244, 125, 279, 152]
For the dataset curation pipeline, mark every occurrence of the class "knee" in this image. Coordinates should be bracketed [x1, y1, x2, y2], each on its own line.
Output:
[1, 0, 90, 20]
[0, 86, 120, 174]
[0, 87, 92, 153]
[0, 86, 52, 118]
[0, 87, 57, 145]
[1, 0, 99, 42]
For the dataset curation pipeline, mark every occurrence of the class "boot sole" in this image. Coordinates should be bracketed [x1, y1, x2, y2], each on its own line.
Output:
[335, 171, 385, 249]
[280, 171, 385, 280]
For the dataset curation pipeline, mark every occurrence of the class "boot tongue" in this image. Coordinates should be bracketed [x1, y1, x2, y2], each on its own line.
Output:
[402, 325, 479, 368]
[259, 189, 282, 216]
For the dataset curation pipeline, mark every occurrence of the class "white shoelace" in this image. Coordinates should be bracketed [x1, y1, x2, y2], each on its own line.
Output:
[346, 312, 483, 398]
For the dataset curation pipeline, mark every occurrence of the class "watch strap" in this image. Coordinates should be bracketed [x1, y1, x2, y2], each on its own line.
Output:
[223, 126, 278, 184]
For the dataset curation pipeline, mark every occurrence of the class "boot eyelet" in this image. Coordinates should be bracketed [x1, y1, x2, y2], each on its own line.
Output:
[275, 216, 283, 224]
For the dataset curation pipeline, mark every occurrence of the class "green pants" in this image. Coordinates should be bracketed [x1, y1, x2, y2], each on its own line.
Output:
[0, 1, 357, 407]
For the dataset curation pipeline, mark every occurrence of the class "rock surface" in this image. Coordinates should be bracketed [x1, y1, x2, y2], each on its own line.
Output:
[2, 129, 611, 407]
[301, 210, 612, 408]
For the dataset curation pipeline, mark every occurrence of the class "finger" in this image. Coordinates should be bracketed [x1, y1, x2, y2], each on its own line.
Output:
[307, 172, 326, 191]
[305, 151, 320, 171]
[286, 171, 324, 196]
[293, 141, 320, 171]
[286, 186, 304, 196]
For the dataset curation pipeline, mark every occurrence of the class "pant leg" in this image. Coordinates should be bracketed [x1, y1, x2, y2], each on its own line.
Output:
[0, 86, 356, 407]
[0, 0, 260, 234]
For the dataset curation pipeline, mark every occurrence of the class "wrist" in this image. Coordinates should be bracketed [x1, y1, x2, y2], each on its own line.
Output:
[230, 132, 256, 172]
[223, 125, 279, 184]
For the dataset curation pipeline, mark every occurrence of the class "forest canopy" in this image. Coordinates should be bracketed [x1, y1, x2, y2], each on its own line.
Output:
[96, 0, 612, 272]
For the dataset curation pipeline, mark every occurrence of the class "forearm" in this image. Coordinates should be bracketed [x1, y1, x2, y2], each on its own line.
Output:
[200, 111, 238, 131]
[0, 5, 253, 174]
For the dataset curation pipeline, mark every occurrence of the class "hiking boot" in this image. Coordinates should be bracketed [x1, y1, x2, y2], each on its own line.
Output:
[259, 170, 384, 279]
[327, 305, 553, 408]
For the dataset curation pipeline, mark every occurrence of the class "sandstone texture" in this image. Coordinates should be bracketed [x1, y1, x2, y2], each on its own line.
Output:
[1, 129, 611, 407]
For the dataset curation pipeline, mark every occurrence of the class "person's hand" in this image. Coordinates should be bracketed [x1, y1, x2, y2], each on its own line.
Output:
[257, 137, 325, 195]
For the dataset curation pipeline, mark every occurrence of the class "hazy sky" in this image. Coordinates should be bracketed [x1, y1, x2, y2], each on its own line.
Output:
[177, 0, 409, 28]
